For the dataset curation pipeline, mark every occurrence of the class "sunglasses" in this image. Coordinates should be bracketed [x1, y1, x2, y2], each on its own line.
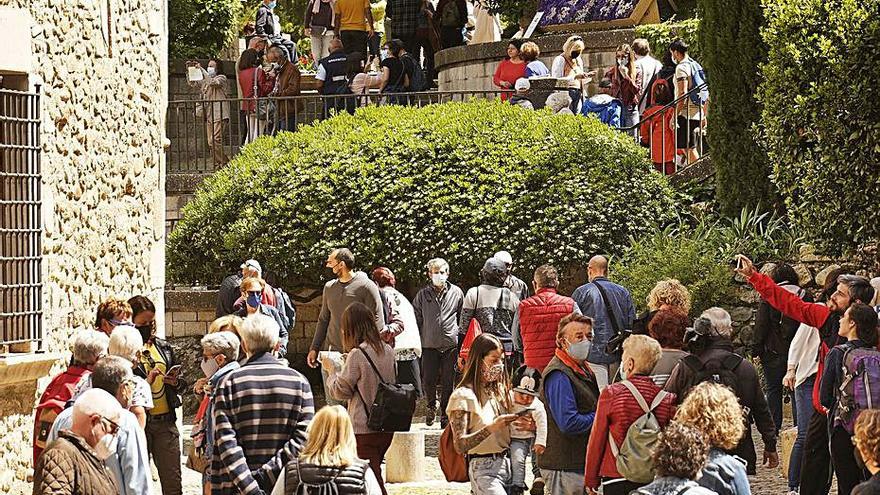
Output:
[100, 415, 121, 435]
[109, 318, 133, 327]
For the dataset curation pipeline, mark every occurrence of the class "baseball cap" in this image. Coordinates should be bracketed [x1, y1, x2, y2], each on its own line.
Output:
[514, 78, 531, 92]
[240, 259, 262, 276]
[512, 365, 542, 396]
[493, 251, 513, 265]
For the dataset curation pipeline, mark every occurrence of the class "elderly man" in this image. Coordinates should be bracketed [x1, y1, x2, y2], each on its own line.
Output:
[308, 248, 385, 404]
[571, 255, 636, 389]
[34, 330, 109, 464]
[210, 314, 315, 495]
[49, 356, 150, 495]
[268, 45, 303, 133]
[539, 313, 600, 495]
[519, 265, 580, 373]
[413, 257, 464, 428]
[34, 388, 123, 495]
[664, 307, 778, 475]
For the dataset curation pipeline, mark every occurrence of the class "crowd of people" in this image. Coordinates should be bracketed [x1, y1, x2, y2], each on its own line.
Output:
[493, 36, 707, 172]
[30, 248, 880, 495]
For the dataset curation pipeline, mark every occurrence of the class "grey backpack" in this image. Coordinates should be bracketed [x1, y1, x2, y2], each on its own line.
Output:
[609, 380, 669, 483]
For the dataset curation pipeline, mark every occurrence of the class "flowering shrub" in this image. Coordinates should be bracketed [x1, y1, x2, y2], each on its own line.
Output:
[539, 0, 640, 26]
[167, 101, 677, 288]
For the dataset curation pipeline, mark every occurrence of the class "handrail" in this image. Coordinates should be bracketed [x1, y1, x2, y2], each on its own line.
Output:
[620, 81, 708, 132]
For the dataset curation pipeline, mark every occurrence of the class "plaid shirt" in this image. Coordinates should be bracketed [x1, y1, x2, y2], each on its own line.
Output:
[386, 0, 422, 38]
[209, 352, 315, 495]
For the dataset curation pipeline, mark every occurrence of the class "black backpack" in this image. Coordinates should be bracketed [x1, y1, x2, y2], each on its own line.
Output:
[356, 349, 417, 432]
[273, 287, 297, 334]
[401, 53, 428, 92]
[681, 353, 744, 399]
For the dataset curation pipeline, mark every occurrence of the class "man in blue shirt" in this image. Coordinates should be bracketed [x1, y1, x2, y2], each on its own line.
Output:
[49, 356, 151, 495]
[571, 255, 636, 389]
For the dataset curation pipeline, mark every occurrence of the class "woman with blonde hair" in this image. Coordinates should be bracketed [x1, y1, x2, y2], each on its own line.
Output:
[675, 382, 751, 495]
[633, 279, 692, 334]
[551, 35, 596, 113]
[271, 405, 382, 495]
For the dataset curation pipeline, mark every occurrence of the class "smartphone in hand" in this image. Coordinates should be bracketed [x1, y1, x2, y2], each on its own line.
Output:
[166, 364, 183, 377]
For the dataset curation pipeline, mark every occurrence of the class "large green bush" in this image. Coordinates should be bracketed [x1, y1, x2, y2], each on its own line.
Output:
[169, 0, 241, 59]
[614, 208, 801, 314]
[759, 0, 880, 254]
[167, 101, 678, 288]
[634, 19, 701, 61]
[697, 0, 775, 216]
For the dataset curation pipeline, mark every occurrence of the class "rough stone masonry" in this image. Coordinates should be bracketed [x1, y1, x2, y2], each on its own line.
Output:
[0, 0, 167, 492]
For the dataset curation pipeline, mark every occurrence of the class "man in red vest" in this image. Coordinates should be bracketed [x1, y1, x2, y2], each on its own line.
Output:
[33, 330, 109, 465]
[519, 265, 580, 373]
[735, 254, 875, 495]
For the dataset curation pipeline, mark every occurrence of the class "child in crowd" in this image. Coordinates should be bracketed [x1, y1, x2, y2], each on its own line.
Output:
[853, 410, 880, 495]
[634, 422, 716, 495]
[509, 366, 548, 495]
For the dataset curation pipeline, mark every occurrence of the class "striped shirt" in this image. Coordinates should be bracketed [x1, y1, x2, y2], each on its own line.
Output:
[209, 352, 315, 495]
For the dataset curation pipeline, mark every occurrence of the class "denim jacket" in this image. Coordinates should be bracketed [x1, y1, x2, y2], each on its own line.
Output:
[571, 277, 635, 364]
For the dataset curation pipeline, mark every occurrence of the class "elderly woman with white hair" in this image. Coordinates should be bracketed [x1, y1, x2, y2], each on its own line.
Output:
[192, 331, 241, 486]
[545, 92, 574, 115]
[664, 307, 779, 475]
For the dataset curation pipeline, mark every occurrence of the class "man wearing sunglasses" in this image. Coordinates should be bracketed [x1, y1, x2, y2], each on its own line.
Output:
[35, 387, 126, 495]
[47, 356, 151, 495]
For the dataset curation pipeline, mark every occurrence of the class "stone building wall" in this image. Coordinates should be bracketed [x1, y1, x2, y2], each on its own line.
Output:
[0, 0, 167, 492]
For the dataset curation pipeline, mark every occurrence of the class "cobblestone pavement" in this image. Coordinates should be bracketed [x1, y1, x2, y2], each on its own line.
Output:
[162, 418, 833, 495]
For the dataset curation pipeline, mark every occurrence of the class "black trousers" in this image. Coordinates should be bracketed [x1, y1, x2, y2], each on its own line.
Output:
[799, 411, 833, 495]
[440, 26, 463, 49]
[397, 357, 423, 397]
[340, 30, 369, 59]
[601, 478, 645, 495]
[831, 426, 868, 495]
[422, 347, 456, 415]
[762, 354, 788, 432]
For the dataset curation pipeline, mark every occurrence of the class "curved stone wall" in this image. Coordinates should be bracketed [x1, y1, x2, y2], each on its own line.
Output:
[435, 28, 636, 93]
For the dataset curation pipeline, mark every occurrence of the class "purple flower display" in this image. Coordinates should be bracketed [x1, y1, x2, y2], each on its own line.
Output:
[538, 0, 640, 26]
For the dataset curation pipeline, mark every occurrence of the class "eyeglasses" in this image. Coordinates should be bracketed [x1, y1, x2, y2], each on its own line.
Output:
[100, 415, 121, 435]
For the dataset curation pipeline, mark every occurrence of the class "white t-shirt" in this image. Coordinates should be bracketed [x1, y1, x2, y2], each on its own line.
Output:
[551, 55, 586, 89]
[674, 57, 704, 120]
[446, 386, 511, 455]
[635, 55, 664, 112]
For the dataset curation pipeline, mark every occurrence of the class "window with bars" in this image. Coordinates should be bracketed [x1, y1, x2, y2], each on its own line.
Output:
[0, 86, 42, 351]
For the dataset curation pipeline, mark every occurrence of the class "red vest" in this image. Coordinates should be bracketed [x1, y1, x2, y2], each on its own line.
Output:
[33, 366, 90, 465]
[519, 288, 576, 372]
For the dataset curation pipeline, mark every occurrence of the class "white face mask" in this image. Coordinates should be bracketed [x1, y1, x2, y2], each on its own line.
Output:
[431, 273, 448, 287]
[201, 356, 221, 377]
[94, 432, 118, 460]
[206, 67, 217, 76]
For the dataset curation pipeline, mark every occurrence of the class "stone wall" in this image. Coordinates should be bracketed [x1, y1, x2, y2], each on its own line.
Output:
[0, 0, 167, 491]
[435, 28, 636, 93]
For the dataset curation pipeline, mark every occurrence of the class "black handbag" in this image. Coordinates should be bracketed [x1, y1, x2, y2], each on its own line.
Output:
[356, 348, 417, 432]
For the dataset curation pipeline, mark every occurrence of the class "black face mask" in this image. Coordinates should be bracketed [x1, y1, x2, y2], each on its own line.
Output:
[322, 266, 336, 280]
[570, 50, 581, 59]
[136, 324, 154, 344]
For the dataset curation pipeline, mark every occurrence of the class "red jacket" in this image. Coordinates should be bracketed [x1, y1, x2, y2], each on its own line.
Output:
[584, 375, 677, 488]
[748, 272, 836, 414]
[33, 366, 91, 465]
[519, 288, 577, 372]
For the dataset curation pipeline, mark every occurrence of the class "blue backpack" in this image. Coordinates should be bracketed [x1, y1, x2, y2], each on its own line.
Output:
[581, 97, 622, 128]
[686, 60, 709, 106]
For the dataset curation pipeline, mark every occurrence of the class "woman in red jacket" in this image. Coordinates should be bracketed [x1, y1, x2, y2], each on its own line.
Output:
[584, 335, 677, 495]
[237, 49, 276, 143]
[493, 40, 526, 102]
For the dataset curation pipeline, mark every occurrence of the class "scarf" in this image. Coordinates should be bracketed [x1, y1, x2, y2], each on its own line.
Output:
[312, 0, 336, 27]
[554, 348, 591, 378]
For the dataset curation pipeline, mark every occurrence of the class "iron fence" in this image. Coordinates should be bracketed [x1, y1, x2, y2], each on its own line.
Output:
[0, 87, 43, 350]
[166, 90, 511, 173]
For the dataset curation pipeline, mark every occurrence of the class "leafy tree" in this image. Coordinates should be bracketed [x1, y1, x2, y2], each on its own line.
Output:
[697, 0, 775, 216]
[169, 0, 242, 59]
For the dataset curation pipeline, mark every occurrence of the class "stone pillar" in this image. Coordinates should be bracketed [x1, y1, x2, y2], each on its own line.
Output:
[385, 431, 425, 483]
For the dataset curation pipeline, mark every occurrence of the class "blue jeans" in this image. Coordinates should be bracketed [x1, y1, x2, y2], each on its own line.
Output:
[621, 105, 639, 141]
[510, 437, 540, 490]
[762, 355, 788, 433]
[469, 455, 511, 495]
[789, 374, 815, 490]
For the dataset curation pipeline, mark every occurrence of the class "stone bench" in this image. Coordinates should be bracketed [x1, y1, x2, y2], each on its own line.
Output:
[385, 430, 425, 483]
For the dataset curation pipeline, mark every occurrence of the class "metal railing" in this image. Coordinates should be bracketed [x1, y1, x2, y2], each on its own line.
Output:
[0, 87, 43, 350]
[621, 82, 709, 175]
[166, 90, 511, 173]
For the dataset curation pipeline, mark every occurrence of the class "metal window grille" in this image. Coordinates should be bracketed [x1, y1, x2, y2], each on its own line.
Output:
[0, 86, 42, 350]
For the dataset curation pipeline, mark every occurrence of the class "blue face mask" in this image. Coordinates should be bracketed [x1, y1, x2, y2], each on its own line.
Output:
[246, 291, 262, 309]
[267, 0, 277, 8]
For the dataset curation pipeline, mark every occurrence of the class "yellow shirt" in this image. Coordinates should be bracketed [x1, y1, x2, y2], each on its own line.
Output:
[141, 343, 170, 415]
[335, 0, 370, 32]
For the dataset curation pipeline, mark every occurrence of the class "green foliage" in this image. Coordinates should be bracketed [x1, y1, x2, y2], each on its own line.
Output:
[698, 0, 775, 217]
[242, 0, 309, 37]
[758, 0, 880, 254]
[167, 101, 678, 288]
[169, 0, 242, 59]
[634, 18, 701, 61]
[614, 207, 801, 314]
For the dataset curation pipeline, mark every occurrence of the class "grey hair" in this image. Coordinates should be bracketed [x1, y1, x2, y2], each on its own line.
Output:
[108, 325, 144, 362]
[546, 92, 572, 113]
[201, 331, 241, 363]
[91, 355, 134, 397]
[270, 45, 289, 62]
[700, 307, 733, 338]
[73, 330, 110, 366]
[240, 313, 279, 355]
[426, 258, 449, 272]
[72, 388, 123, 425]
